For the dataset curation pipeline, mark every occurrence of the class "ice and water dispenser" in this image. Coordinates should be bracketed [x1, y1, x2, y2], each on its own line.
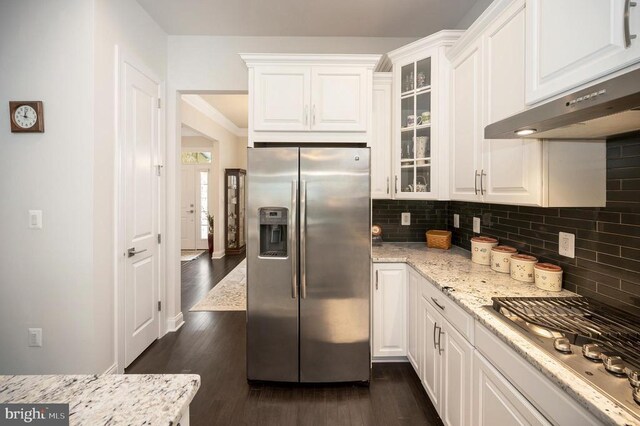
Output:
[258, 208, 288, 257]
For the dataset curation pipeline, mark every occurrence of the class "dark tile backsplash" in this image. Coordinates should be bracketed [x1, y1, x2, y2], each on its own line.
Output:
[373, 133, 640, 315]
[372, 200, 448, 242]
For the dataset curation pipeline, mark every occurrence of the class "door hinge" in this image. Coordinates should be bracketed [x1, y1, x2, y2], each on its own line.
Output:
[157, 98, 161, 109]
[155, 164, 163, 176]
[158, 301, 161, 311]
[157, 234, 162, 244]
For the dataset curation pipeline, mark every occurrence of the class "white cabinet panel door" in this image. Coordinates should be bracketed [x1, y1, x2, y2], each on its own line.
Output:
[441, 321, 474, 426]
[450, 42, 483, 202]
[407, 268, 420, 372]
[527, 0, 640, 104]
[483, 4, 543, 206]
[421, 295, 442, 412]
[473, 351, 550, 426]
[373, 264, 407, 358]
[371, 74, 392, 199]
[253, 67, 310, 131]
[311, 67, 367, 132]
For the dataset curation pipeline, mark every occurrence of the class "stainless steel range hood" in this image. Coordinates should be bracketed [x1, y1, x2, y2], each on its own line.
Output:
[485, 68, 640, 140]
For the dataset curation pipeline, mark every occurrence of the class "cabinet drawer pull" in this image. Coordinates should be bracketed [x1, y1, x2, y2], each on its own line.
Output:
[431, 297, 445, 310]
[480, 169, 486, 195]
[395, 175, 398, 194]
[625, 0, 638, 47]
[474, 170, 480, 195]
[433, 323, 439, 350]
[386, 177, 390, 194]
[438, 328, 444, 355]
[375, 270, 379, 290]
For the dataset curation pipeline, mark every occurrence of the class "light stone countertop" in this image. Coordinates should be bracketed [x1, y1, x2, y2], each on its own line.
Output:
[373, 242, 639, 426]
[0, 374, 200, 425]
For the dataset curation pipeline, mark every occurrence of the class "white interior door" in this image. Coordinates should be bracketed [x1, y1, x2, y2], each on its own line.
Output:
[123, 60, 160, 368]
[181, 166, 196, 250]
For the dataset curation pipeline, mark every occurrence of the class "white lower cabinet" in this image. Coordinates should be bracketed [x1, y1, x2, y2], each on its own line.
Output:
[473, 351, 550, 426]
[372, 263, 407, 358]
[407, 267, 420, 371]
[420, 293, 442, 412]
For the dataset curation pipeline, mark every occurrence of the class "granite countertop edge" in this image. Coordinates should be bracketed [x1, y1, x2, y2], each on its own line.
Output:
[0, 373, 201, 425]
[372, 242, 637, 426]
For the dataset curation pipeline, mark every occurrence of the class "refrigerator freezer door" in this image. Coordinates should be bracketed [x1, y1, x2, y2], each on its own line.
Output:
[299, 147, 371, 383]
[247, 147, 300, 382]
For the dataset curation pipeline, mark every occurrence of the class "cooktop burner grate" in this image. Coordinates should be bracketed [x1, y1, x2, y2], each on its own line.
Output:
[492, 296, 640, 368]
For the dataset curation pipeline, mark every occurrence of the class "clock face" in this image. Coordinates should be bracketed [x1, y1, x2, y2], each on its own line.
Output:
[13, 105, 38, 129]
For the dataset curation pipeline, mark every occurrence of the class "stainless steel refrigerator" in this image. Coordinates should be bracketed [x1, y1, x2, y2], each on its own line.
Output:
[247, 146, 371, 383]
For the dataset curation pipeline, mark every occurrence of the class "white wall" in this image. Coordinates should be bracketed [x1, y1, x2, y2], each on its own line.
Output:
[0, 0, 96, 374]
[93, 0, 168, 372]
[180, 101, 245, 255]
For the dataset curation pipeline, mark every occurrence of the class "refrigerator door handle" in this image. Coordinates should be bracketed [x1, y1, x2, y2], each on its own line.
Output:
[300, 180, 307, 299]
[291, 180, 298, 299]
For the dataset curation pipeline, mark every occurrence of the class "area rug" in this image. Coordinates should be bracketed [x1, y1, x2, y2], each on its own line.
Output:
[181, 250, 206, 262]
[190, 260, 246, 311]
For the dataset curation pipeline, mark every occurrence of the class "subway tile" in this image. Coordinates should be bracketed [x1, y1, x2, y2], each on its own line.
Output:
[597, 222, 640, 238]
[607, 180, 621, 190]
[622, 143, 640, 157]
[545, 216, 597, 230]
[597, 252, 640, 273]
[573, 238, 620, 256]
[622, 179, 640, 190]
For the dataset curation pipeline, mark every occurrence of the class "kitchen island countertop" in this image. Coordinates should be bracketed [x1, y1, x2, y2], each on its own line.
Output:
[0, 373, 200, 425]
[373, 242, 638, 426]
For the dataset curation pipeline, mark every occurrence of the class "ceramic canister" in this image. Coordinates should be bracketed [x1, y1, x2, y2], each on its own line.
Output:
[471, 236, 499, 265]
[510, 254, 538, 283]
[490, 246, 518, 273]
[534, 263, 563, 292]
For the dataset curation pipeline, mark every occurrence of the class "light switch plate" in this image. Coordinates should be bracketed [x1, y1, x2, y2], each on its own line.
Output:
[453, 214, 460, 228]
[28, 210, 42, 229]
[473, 217, 481, 233]
[28, 328, 42, 347]
[559, 232, 575, 258]
[401, 212, 411, 226]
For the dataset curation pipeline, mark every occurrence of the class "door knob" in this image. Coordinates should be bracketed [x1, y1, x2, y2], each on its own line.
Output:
[188, 210, 194, 213]
[127, 247, 148, 258]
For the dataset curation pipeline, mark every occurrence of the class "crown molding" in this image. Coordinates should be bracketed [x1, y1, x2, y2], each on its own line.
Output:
[182, 95, 247, 138]
[446, 0, 523, 60]
[386, 30, 465, 62]
[375, 55, 393, 72]
[240, 53, 382, 68]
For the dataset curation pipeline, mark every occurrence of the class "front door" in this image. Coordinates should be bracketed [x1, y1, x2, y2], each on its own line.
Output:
[122, 60, 161, 367]
[181, 166, 196, 249]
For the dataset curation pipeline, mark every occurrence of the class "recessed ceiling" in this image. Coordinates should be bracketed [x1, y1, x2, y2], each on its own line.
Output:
[136, 0, 478, 37]
[200, 94, 248, 129]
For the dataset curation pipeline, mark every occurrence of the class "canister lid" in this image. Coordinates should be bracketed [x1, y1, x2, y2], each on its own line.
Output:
[510, 254, 538, 262]
[471, 236, 498, 243]
[534, 262, 562, 272]
[491, 245, 517, 253]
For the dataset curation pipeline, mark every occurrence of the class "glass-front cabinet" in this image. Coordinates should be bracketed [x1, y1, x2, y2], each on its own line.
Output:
[389, 31, 460, 200]
[225, 168, 246, 255]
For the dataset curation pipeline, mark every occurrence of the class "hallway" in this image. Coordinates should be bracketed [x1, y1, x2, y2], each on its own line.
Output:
[126, 253, 441, 426]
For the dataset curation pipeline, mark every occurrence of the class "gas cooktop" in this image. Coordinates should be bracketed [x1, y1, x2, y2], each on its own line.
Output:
[487, 296, 640, 421]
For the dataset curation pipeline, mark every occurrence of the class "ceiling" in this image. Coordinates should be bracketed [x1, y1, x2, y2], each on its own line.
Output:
[200, 94, 248, 129]
[136, 0, 478, 37]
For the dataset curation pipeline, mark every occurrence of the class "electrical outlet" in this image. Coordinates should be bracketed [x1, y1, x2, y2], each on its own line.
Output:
[453, 214, 460, 228]
[401, 212, 411, 226]
[559, 232, 575, 258]
[28, 210, 42, 229]
[28, 328, 42, 347]
[473, 217, 481, 234]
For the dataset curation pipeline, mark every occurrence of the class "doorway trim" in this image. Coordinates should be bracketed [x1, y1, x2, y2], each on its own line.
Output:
[114, 46, 166, 373]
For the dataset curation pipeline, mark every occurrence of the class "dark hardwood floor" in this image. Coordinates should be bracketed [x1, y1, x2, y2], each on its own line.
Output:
[126, 252, 442, 426]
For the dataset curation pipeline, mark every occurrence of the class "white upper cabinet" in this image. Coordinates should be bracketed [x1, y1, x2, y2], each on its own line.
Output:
[387, 31, 463, 200]
[242, 54, 380, 144]
[253, 66, 311, 132]
[311, 67, 367, 131]
[371, 73, 393, 199]
[526, 0, 640, 104]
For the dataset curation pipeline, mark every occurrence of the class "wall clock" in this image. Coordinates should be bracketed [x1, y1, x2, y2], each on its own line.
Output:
[9, 101, 44, 133]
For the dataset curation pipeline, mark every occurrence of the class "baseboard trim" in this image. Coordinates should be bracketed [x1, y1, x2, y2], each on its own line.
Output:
[166, 312, 185, 332]
[103, 363, 117, 375]
[212, 250, 225, 259]
[371, 356, 409, 363]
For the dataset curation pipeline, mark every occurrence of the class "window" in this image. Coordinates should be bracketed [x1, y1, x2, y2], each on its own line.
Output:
[200, 170, 209, 240]
[182, 151, 212, 164]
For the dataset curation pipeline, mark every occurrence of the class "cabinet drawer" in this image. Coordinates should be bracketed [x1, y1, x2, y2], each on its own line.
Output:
[418, 271, 474, 344]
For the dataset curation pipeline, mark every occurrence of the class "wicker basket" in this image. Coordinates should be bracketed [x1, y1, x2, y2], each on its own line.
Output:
[426, 230, 452, 250]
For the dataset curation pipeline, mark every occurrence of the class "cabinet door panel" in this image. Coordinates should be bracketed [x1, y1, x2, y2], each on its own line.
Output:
[254, 67, 310, 131]
[527, 0, 640, 104]
[421, 295, 441, 412]
[371, 75, 392, 199]
[441, 321, 473, 426]
[483, 4, 543, 206]
[311, 67, 367, 131]
[373, 265, 406, 357]
[473, 351, 550, 426]
[450, 43, 483, 202]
